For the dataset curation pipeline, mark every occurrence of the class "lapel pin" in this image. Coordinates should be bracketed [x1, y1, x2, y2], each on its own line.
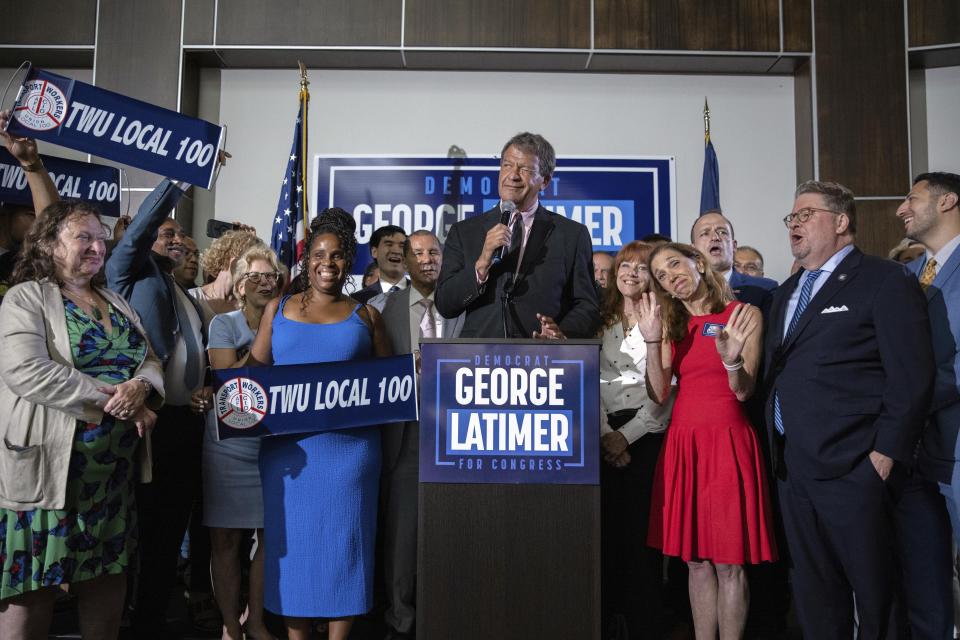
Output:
[838, 273, 847, 282]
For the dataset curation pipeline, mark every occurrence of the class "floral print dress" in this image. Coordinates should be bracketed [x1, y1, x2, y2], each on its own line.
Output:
[0, 298, 146, 600]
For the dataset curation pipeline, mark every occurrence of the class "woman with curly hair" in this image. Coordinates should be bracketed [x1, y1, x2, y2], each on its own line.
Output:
[247, 208, 390, 640]
[637, 242, 777, 640]
[192, 229, 265, 327]
[0, 200, 163, 639]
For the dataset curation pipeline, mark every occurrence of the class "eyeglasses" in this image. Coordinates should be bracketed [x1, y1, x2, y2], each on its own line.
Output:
[157, 228, 187, 240]
[499, 161, 539, 178]
[783, 207, 842, 227]
[242, 271, 281, 284]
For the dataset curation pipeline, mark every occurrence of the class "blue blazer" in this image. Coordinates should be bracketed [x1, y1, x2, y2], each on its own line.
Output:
[105, 179, 203, 365]
[909, 248, 960, 484]
[763, 247, 934, 478]
[729, 270, 777, 313]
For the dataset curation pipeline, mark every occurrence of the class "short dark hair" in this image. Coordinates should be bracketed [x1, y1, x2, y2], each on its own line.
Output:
[914, 172, 960, 206]
[691, 210, 736, 242]
[795, 180, 857, 233]
[369, 224, 406, 258]
[403, 229, 440, 257]
[736, 245, 764, 265]
[501, 132, 556, 180]
[640, 232, 671, 244]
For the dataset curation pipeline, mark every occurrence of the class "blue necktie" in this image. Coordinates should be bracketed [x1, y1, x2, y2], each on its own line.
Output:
[773, 269, 823, 435]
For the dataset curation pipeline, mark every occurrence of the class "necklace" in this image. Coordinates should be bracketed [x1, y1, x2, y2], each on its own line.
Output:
[63, 288, 103, 321]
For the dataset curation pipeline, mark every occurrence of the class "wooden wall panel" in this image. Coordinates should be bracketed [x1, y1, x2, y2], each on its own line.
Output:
[183, 0, 215, 46]
[908, 0, 960, 47]
[813, 0, 909, 197]
[3, 0, 97, 45]
[855, 199, 905, 258]
[405, 0, 590, 48]
[216, 0, 401, 46]
[595, 0, 780, 51]
[782, 0, 812, 51]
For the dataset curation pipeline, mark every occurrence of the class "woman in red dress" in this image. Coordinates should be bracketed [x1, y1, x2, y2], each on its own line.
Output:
[637, 243, 777, 640]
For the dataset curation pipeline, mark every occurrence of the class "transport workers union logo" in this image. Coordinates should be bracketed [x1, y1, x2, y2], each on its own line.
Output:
[216, 377, 269, 430]
[13, 79, 69, 131]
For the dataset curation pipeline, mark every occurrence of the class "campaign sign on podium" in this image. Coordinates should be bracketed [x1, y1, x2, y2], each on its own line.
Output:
[212, 355, 418, 440]
[419, 339, 599, 485]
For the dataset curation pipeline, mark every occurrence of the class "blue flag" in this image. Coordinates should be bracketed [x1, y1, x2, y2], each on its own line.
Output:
[699, 135, 720, 214]
[270, 88, 309, 273]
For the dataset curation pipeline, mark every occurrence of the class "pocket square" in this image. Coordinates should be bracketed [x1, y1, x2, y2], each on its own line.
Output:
[821, 305, 849, 314]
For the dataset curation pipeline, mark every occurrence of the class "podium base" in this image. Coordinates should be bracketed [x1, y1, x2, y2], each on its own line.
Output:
[417, 482, 600, 640]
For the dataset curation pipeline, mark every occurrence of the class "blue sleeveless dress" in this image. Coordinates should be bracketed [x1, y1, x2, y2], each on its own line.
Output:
[260, 297, 381, 617]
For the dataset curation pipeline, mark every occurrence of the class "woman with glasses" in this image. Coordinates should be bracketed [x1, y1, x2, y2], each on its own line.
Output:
[639, 243, 777, 640]
[191, 229, 264, 328]
[597, 241, 674, 639]
[204, 246, 282, 640]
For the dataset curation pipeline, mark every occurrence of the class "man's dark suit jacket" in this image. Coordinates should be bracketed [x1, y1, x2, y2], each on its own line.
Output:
[435, 205, 600, 339]
[106, 179, 204, 365]
[763, 247, 934, 479]
[729, 270, 777, 313]
[909, 249, 960, 484]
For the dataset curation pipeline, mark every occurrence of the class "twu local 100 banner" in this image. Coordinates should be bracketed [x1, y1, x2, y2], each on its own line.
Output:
[314, 155, 676, 276]
[0, 148, 121, 216]
[5, 66, 224, 189]
[212, 355, 418, 440]
[419, 340, 600, 485]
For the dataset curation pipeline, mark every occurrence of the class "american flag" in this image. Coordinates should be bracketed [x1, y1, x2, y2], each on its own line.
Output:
[270, 81, 309, 273]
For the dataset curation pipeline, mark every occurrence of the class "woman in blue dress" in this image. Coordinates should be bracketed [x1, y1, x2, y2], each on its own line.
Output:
[248, 208, 390, 640]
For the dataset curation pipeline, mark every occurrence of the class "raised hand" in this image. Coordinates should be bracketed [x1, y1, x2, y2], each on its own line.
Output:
[0, 109, 41, 165]
[634, 292, 663, 343]
[715, 303, 760, 366]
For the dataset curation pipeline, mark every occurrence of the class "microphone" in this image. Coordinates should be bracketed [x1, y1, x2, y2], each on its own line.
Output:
[490, 200, 517, 265]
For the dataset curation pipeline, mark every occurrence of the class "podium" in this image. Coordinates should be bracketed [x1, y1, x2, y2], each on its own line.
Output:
[416, 339, 601, 640]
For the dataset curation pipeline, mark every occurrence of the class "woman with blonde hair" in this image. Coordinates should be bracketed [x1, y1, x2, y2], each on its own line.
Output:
[637, 242, 777, 640]
[204, 245, 282, 640]
[192, 229, 265, 327]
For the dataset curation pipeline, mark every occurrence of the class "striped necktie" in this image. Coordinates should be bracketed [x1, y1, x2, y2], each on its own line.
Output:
[774, 269, 823, 435]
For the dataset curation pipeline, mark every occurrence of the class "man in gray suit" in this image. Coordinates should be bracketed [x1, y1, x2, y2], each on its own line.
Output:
[371, 230, 464, 640]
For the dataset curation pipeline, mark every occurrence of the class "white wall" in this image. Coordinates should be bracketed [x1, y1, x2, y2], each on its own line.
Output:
[214, 70, 798, 282]
[925, 66, 960, 174]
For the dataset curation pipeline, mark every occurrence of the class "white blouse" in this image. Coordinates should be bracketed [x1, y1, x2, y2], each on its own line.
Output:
[599, 321, 675, 444]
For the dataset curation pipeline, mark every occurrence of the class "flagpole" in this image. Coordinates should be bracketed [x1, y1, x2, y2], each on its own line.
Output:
[298, 61, 310, 233]
[703, 96, 710, 144]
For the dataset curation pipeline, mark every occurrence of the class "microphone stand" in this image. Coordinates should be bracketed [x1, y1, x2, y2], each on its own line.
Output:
[501, 273, 514, 339]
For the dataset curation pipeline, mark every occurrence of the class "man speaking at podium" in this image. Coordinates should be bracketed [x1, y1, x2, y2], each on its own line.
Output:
[435, 132, 600, 339]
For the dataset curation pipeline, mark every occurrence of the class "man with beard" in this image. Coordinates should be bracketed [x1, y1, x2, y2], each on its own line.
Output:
[174, 235, 200, 288]
[371, 230, 464, 640]
[106, 180, 208, 640]
[691, 210, 777, 310]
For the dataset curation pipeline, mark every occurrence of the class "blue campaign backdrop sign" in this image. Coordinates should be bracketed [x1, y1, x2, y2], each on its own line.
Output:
[213, 354, 418, 440]
[314, 155, 675, 275]
[419, 340, 600, 485]
[0, 148, 121, 216]
[5, 66, 224, 189]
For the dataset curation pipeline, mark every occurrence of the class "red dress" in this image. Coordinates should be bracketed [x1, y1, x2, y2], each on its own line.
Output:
[648, 302, 778, 564]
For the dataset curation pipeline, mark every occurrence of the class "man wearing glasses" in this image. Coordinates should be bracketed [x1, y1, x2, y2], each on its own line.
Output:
[435, 132, 599, 339]
[106, 180, 209, 640]
[763, 180, 934, 639]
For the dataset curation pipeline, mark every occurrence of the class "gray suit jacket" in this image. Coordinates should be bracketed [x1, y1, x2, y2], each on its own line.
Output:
[377, 287, 464, 472]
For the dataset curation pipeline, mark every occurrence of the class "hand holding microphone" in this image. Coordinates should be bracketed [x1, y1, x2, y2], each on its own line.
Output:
[490, 200, 518, 265]
[476, 200, 518, 281]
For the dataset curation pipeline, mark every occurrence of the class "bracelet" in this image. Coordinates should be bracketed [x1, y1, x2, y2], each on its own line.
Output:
[133, 375, 153, 394]
[20, 159, 44, 173]
[722, 356, 744, 371]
